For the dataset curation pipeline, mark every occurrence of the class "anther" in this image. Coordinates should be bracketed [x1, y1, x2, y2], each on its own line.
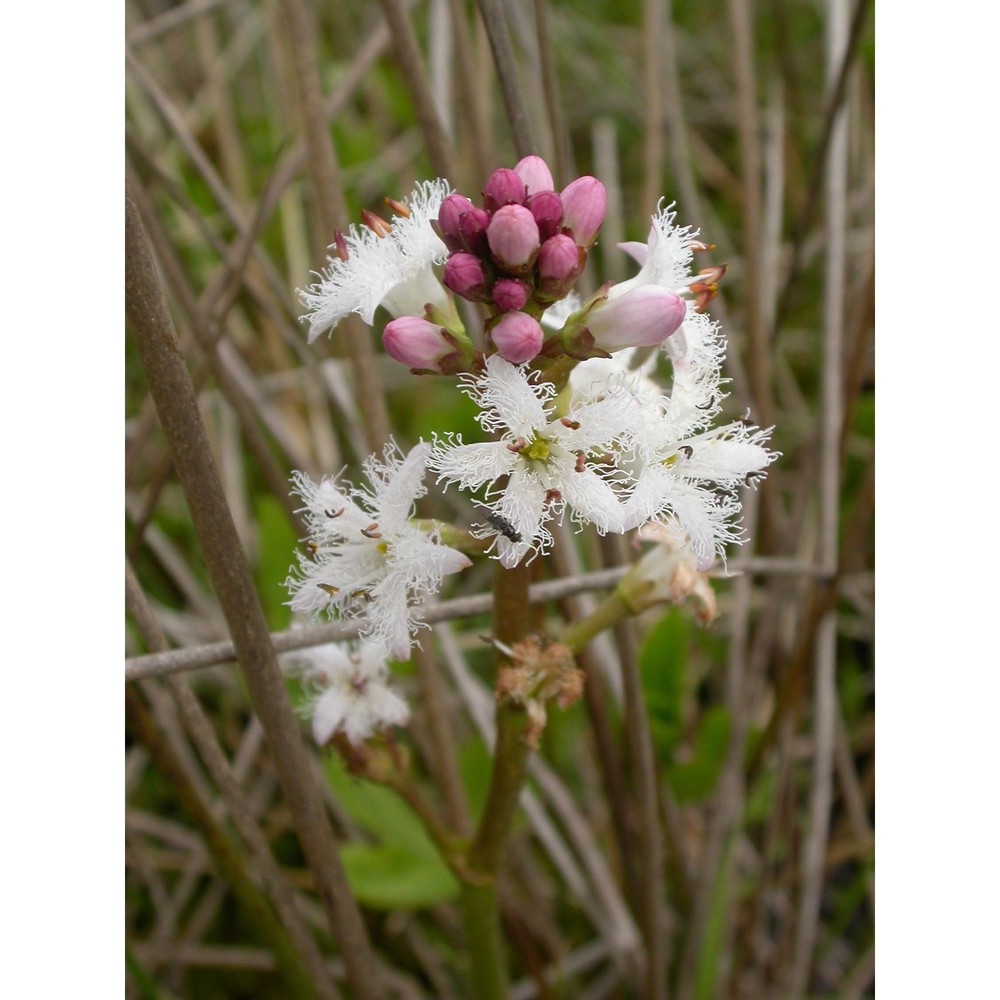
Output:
[544, 488, 562, 505]
[384, 196, 410, 218]
[678, 445, 694, 459]
[361, 523, 383, 539]
[560, 416, 581, 430]
[506, 437, 527, 453]
[306, 540, 318, 557]
[574, 451, 587, 472]
[325, 507, 345, 518]
[361, 209, 393, 237]
[332, 229, 349, 261]
[317, 583, 340, 596]
[690, 239, 717, 252]
[350, 589, 374, 603]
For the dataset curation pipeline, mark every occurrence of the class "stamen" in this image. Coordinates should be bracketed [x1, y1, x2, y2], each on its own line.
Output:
[506, 437, 527, 453]
[325, 507, 345, 518]
[306, 540, 318, 557]
[574, 451, 587, 473]
[361, 209, 393, 237]
[690, 239, 717, 252]
[332, 229, 349, 261]
[350, 589, 374, 603]
[317, 583, 340, 596]
[383, 196, 410, 218]
[361, 523, 383, 539]
[560, 416, 581, 430]
[544, 488, 562, 505]
[678, 445, 694, 459]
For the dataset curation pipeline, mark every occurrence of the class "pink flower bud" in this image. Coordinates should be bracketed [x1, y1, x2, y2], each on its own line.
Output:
[436, 193, 475, 251]
[458, 206, 490, 255]
[492, 277, 532, 312]
[487, 204, 540, 273]
[586, 285, 686, 351]
[443, 252, 490, 302]
[527, 190, 564, 241]
[513, 155, 555, 195]
[560, 175, 607, 247]
[537, 234, 582, 299]
[382, 316, 454, 369]
[491, 311, 544, 364]
[483, 168, 527, 212]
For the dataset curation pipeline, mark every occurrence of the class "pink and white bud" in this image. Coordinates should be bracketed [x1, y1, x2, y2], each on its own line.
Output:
[586, 285, 686, 351]
[436, 193, 476, 251]
[527, 190, 564, 241]
[537, 234, 582, 300]
[492, 277, 532, 312]
[458, 206, 491, 255]
[513, 155, 555, 195]
[487, 205, 540, 273]
[491, 311, 544, 364]
[443, 252, 490, 302]
[483, 167, 527, 213]
[382, 316, 454, 369]
[560, 175, 607, 247]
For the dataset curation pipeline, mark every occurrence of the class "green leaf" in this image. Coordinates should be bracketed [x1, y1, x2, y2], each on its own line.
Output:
[339, 842, 460, 910]
[253, 495, 298, 631]
[638, 608, 690, 759]
[668, 706, 730, 803]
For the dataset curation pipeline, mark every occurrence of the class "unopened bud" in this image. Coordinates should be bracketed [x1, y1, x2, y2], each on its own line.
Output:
[487, 205, 540, 273]
[537, 234, 583, 300]
[491, 311, 544, 364]
[437, 193, 476, 251]
[458, 206, 491, 256]
[560, 175, 606, 247]
[586, 285, 686, 351]
[492, 277, 532, 312]
[443, 252, 490, 302]
[513, 155, 555, 195]
[527, 190, 565, 241]
[382, 316, 454, 369]
[483, 167, 527, 212]
[331, 229, 349, 261]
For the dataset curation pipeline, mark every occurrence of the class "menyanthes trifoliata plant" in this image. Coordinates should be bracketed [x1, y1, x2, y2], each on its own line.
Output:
[288, 155, 775, 748]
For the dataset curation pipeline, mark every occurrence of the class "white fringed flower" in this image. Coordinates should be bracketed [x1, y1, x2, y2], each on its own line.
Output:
[429, 355, 638, 567]
[298, 179, 452, 341]
[283, 641, 410, 746]
[286, 442, 471, 658]
[603, 361, 776, 571]
[616, 202, 727, 416]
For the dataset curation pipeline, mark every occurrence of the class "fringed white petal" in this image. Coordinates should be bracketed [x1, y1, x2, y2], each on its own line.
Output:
[463, 354, 553, 438]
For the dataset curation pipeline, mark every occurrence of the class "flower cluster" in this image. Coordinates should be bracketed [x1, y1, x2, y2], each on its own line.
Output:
[289, 156, 776, 743]
[282, 640, 409, 746]
[285, 442, 470, 659]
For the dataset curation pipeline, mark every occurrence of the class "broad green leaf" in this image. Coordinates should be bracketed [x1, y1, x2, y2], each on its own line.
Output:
[339, 842, 459, 910]
[638, 608, 690, 759]
[668, 706, 730, 803]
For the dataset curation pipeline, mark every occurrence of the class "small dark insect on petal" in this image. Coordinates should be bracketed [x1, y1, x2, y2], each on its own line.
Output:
[477, 505, 522, 542]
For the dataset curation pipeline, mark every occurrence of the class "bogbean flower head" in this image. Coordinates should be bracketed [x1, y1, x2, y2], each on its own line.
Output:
[429, 354, 640, 567]
[285, 442, 471, 658]
[282, 640, 410, 746]
[431, 155, 607, 365]
[298, 179, 452, 341]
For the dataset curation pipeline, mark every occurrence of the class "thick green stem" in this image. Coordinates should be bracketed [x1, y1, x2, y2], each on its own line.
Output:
[460, 558, 534, 997]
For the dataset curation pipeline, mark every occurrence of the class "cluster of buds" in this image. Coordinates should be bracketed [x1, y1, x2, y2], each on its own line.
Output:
[435, 156, 607, 364]
[494, 636, 586, 749]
